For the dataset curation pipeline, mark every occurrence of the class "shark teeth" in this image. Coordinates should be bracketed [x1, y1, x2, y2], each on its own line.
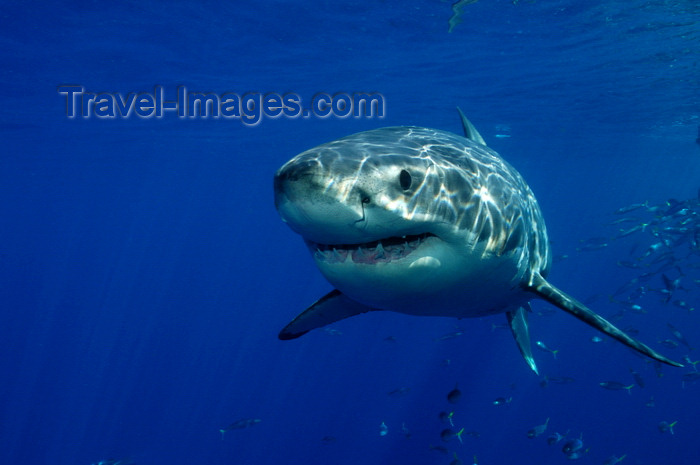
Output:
[333, 248, 348, 262]
[374, 243, 386, 259]
[308, 233, 434, 265]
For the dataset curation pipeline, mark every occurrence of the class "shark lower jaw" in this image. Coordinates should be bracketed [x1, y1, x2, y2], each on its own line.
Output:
[305, 233, 438, 265]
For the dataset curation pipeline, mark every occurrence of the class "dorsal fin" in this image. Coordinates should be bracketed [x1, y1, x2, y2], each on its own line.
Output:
[457, 107, 486, 146]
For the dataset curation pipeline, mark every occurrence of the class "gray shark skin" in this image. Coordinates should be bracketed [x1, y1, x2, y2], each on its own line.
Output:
[273, 110, 682, 372]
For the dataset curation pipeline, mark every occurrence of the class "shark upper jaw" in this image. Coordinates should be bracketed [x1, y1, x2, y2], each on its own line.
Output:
[276, 192, 454, 267]
[305, 232, 438, 265]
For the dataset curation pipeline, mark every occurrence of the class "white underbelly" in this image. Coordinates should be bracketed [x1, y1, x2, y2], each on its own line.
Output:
[315, 239, 530, 318]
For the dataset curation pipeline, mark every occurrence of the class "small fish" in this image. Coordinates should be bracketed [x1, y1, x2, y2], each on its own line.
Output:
[637, 271, 660, 283]
[619, 301, 645, 314]
[562, 435, 584, 456]
[388, 387, 411, 397]
[672, 300, 694, 312]
[321, 436, 337, 444]
[610, 310, 626, 321]
[599, 381, 634, 394]
[645, 396, 656, 408]
[615, 202, 648, 214]
[661, 275, 682, 303]
[608, 217, 640, 225]
[539, 375, 575, 387]
[439, 411, 455, 426]
[401, 422, 411, 438]
[576, 242, 609, 252]
[628, 286, 648, 300]
[428, 444, 450, 455]
[379, 421, 388, 436]
[649, 250, 676, 266]
[447, 384, 462, 404]
[616, 260, 642, 269]
[653, 361, 664, 378]
[616, 224, 645, 238]
[219, 418, 261, 439]
[565, 448, 590, 460]
[527, 417, 549, 438]
[591, 336, 603, 343]
[667, 322, 693, 350]
[536, 306, 558, 317]
[579, 236, 609, 245]
[441, 427, 465, 443]
[630, 368, 645, 388]
[664, 198, 689, 216]
[658, 338, 679, 349]
[639, 242, 667, 260]
[622, 326, 640, 336]
[535, 340, 559, 359]
[323, 327, 342, 335]
[658, 420, 678, 434]
[383, 335, 397, 343]
[449, 452, 462, 465]
[681, 371, 700, 383]
[492, 396, 512, 406]
[612, 278, 640, 297]
[447, 0, 479, 33]
[435, 329, 466, 341]
[546, 431, 566, 445]
[603, 454, 627, 465]
[646, 203, 666, 213]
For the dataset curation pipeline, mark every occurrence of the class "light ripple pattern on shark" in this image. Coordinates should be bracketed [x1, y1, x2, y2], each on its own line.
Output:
[273, 109, 682, 373]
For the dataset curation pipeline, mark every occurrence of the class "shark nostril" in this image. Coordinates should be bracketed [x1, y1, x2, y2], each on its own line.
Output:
[273, 173, 286, 194]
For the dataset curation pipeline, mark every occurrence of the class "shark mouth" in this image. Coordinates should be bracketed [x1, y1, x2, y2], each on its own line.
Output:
[306, 233, 436, 265]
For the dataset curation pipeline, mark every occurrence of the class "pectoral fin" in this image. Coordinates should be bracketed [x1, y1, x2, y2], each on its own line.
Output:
[527, 273, 683, 368]
[279, 289, 374, 340]
[507, 305, 538, 375]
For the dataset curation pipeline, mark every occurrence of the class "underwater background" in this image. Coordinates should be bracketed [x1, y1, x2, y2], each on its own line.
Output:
[1, 1, 699, 464]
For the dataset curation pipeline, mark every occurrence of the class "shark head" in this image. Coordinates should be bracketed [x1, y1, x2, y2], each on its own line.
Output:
[274, 126, 548, 313]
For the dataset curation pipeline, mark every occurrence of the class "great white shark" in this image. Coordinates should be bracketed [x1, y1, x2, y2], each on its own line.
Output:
[273, 110, 682, 373]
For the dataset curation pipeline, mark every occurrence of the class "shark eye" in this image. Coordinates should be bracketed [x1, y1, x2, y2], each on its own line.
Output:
[399, 169, 412, 191]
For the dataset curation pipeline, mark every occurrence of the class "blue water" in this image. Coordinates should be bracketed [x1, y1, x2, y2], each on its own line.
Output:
[1, 1, 699, 464]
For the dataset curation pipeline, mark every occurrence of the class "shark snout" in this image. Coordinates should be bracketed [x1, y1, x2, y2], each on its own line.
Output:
[274, 162, 371, 244]
[273, 159, 317, 208]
